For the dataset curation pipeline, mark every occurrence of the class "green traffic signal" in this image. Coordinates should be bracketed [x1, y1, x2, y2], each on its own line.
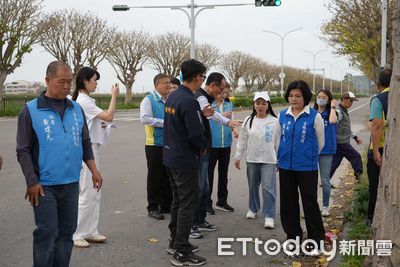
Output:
[255, 0, 282, 7]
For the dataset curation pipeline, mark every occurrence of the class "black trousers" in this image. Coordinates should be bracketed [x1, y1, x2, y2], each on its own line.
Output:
[279, 169, 325, 245]
[367, 148, 383, 221]
[167, 168, 198, 254]
[145, 146, 172, 212]
[208, 147, 231, 207]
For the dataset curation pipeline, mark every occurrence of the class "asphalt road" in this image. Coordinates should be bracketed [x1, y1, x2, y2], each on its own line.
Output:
[0, 98, 371, 267]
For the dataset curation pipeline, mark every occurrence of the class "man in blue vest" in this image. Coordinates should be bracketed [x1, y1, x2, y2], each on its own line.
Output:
[366, 68, 392, 226]
[16, 61, 102, 267]
[140, 73, 173, 220]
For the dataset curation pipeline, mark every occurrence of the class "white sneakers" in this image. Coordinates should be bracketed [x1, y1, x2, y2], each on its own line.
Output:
[84, 234, 107, 243]
[246, 210, 256, 219]
[322, 206, 330, 217]
[74, 239, 90, 248]
[246, 211, 274, 229]
[264, 217, 274, 229]
[74, 234, 107, 248]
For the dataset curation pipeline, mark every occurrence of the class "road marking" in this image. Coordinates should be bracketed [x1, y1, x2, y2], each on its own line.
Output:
[349, 102, 370, 113]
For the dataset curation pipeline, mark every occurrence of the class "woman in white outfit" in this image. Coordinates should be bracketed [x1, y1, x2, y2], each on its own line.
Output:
[234, 91, 280, 229]
[72, 67, 119, 248]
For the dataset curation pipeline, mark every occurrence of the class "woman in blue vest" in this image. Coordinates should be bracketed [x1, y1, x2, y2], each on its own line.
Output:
[314, 89, 337, 217]
[235, 91, 279, 229]
[277, 80, 325, 253]
[208, 87, 235, 214]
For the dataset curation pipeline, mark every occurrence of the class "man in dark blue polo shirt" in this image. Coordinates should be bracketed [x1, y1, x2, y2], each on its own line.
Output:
[163, 59, 208, 266]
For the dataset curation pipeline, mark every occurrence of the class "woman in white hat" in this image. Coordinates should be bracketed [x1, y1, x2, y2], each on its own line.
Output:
[234, 91, 279, 229]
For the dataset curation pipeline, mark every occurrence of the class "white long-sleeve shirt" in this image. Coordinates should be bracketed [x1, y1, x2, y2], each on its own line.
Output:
[139, 90, 165, 128]
[197, 94, 230, 126]
[235, 114, 280, 164]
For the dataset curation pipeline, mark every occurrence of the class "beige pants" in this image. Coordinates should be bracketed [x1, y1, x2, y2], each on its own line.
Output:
[73, 143, 101, 240]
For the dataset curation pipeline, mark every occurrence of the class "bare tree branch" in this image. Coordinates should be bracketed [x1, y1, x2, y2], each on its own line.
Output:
[196, 43, 221, 69]
[0, 0, 44, 96]
[148, 32, 190, 77]
[106, 31, 150, 104]
[40, 9, 113, 77]
[219, 51, 252, 96]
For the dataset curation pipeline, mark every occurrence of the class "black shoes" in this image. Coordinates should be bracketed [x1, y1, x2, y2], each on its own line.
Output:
[206, 206, 215, 215]
[215, 203, 234, 212]
[167, 240, 199, 255]
[148, 210, 165, 220]
[170, 251, 207, 266]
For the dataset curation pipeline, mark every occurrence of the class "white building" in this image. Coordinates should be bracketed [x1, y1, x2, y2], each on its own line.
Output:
[4, 80, 42, 94]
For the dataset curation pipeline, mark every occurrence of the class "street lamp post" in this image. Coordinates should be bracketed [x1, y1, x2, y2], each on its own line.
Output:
[302, 49, 326, 93]
[112, 1, 254, 59]
[340, 68, 352, 95]
[262, 27, 303, 97]
[321, 60, 342, 91]
[306, 68, 325, 90]
[381, 0, 388, 68]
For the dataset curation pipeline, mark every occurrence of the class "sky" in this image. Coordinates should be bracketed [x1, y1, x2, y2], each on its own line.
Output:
[6, 0, 363, 93]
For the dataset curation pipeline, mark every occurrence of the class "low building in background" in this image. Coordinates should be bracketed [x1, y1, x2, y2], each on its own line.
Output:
[3, 80, 46, 94]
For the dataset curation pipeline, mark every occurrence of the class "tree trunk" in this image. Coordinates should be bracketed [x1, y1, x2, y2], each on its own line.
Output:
[124, 85, 133, 105]
[0, 70, 7, 102]
[369, 1, 400, 265]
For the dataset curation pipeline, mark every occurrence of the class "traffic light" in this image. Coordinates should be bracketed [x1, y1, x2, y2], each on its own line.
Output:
[255, 0, 282, 7]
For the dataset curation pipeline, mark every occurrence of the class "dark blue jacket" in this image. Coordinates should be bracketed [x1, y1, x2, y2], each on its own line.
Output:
[278, 108, 319, 171]
[163, 85, 207, 169]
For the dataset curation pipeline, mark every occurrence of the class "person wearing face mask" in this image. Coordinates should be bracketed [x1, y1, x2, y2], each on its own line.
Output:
[314, 90, 337, 217]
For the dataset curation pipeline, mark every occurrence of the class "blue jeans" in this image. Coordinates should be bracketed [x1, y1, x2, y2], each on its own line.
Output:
[194, 154, 209, 226]
[32, 182, 79, 267]
[246, 163, 276, 218]
[319, 155, 333, 207]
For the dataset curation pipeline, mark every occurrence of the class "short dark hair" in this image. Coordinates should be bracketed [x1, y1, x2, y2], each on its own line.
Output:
[285, 80, 313, 106]
[205, 72, 225, 86]
[46, 61, 71, 78]
[378, 69, 392, 88]
[170, 77, 181, 86]
[180, 59, 206, 82]
[72, 67, 100, 100]
[153, 73, 170, 88]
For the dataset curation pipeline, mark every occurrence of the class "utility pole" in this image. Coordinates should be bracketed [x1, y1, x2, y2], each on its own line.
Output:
[302, 49, 326, 93]
[381, 0, 387, 68]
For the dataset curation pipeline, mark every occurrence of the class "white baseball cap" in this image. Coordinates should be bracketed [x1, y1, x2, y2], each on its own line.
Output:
[253, 91, 270, 102]
[342, 91, 358, 101]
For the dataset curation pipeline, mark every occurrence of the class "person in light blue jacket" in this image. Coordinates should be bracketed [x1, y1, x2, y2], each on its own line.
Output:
[208, 86, 236, 214]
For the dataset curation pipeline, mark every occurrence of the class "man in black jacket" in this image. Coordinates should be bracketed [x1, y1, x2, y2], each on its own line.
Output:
[163, 59, 208, 266]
